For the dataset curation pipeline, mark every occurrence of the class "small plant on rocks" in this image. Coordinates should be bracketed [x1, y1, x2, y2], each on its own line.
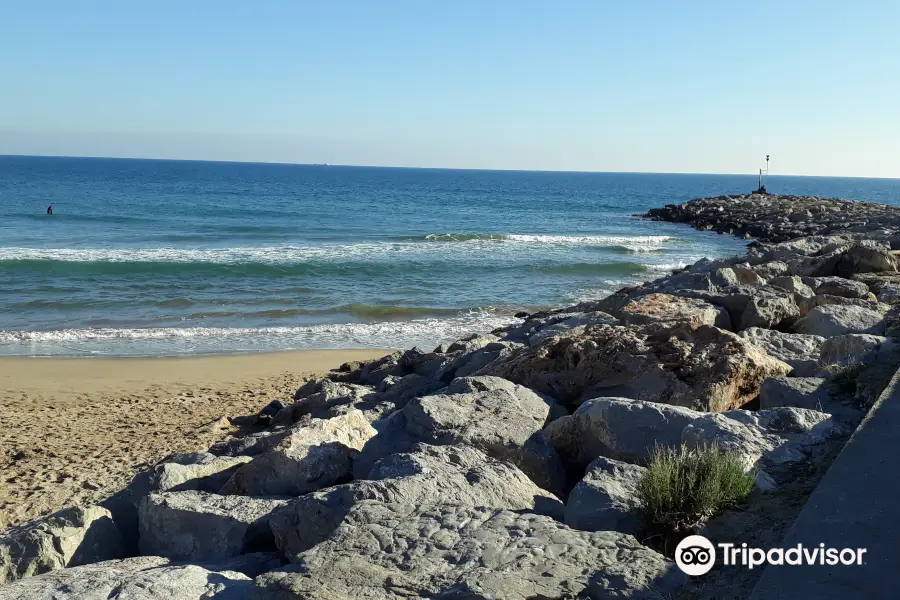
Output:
[638, 443, 754, 553]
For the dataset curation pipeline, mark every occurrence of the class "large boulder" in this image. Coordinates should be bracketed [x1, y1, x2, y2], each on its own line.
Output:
[759, 377, 831, 411]
[149, 452, 252, 493]
[819, 333, 893, 366]
[447, 341, 524, 379]
[137, 491, 289, 561]
[565, 457, 646, 536]
[682, 407, 844, 474]
[0, 557, 253, 600]
[834, 244, 899, 278]
[354, 377, 565, 495]
[759, 377, 862, 425]
[793, 304, 886, 337]
[527, 311, 618, 346]
[221, 410, 375, 497]
[486, 323, 791, 412]
[272, 444, 564, 557]
[802, 277, 871, 299]
[737, 289, 801, 330]
[738, 327, 825, 377]
[544, 398, 701, 467]
[769, 275, 816, 303]
[0, 506, 125, 585]
[278, 379, 376, 425]
[612, 293, 731, 329]
[256, 502, 687, 600]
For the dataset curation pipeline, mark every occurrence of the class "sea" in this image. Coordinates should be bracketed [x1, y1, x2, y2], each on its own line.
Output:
[2, 155, 899, 357]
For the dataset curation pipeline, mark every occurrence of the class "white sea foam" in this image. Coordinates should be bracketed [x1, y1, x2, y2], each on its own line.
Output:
[0, 234, 676, 264]
[0, 310, 520, 356]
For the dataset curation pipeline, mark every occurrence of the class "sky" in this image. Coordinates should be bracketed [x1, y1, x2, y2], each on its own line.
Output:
[0, 1, 897, 177]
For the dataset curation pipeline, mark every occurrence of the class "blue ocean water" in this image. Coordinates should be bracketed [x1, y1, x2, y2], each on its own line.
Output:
[2, 155, 899, 356]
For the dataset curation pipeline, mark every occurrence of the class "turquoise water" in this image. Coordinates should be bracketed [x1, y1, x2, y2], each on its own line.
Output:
[2, 156, 898, 356]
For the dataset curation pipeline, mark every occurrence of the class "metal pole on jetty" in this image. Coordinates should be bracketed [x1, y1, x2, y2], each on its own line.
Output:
[754, 154, 770, 194]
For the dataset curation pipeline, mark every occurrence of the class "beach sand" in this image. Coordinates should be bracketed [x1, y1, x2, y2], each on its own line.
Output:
[0, 349, 392, 530]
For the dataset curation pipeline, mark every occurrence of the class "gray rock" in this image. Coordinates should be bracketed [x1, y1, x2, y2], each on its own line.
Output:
[354, 380, 565, 495]
[544, 398, 701, 467]
[565, 457, 646, 536]
[751, 261, 790, 280]
[769, 275, 816, 303]
[137, 491, 289, 561]
[0, 506, 125, 585]
[802, 276, 871, 299]
[0, 557, 253, 600]
[793, 304, 886, 337]
[272, 444, 564, 557]
[759, 376, 828, 407]
[447, 332, 500, 354]
[759, 377, 862, 425]
[257, 502, 687, 600]
[220, 410, 375, 496]
[732, 265, 766, 285]
[835, 244, 899, 278]
[738, 288, 800, 330]
[819, 333, 891, 366]
[453, 341, 523, 378]
[682, 407, 844, 472]
[149, 453, 252, 493]
[277, 379, 376, 425]
[738, 327, 825, 376]
[377, 373, 443, 406]
[528, 311, 618, 345]
[799, 294, 889, 317]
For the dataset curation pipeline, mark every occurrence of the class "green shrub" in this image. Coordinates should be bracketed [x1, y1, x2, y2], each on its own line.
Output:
[638, 444, 754, 547]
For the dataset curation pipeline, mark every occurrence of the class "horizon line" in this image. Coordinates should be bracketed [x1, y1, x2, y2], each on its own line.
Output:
[1, 152, 898, 181]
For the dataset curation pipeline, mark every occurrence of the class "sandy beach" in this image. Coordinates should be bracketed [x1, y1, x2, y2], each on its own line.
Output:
[0, 349, 391, 530]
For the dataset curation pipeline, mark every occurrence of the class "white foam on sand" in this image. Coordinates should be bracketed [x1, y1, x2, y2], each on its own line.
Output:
[0, 309, 521, 357]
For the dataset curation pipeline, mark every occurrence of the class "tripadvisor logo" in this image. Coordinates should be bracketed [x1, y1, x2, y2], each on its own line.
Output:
[675, 535, 716, 576]
[674, 535, 868, 576]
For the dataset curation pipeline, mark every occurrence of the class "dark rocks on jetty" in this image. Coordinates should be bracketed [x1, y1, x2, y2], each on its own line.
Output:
[4, 192, 900, 599]
[644, 193, 900, 243]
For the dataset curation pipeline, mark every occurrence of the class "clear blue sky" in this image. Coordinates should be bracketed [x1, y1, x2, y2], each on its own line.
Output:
[1, 1, 897, 176]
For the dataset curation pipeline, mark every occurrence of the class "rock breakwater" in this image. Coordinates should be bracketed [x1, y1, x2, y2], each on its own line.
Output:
[645, 193, 900, 243]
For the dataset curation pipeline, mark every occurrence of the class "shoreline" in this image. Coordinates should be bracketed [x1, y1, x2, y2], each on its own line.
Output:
[0, 348, 392, 529]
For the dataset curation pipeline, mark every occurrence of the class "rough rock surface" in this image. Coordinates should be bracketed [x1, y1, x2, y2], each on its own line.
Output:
[611, 293, 731, 329]
[738, 327, 825, 376]
[545, 397, 843, 484]
[0, 557, 253, 600]
[272, 444, 564, 557]
[682, 407, 843, 470]
[354, 377, 565, 495]
[565, 457, 646, 536]
[545, 397, 700, 467]
[221, 410, 375, 496]
[818, 333, 892, 366]
[487, 323, 791, 411]
[257, 502, 687, 600]
[148, 452, 252, 493]
[793, 304, 886, 337]
[0, 506, 125, 585]
[138, 491, 289, 561]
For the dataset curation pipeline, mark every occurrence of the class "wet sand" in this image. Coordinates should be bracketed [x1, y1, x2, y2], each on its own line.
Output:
[0, 349, 391, 529]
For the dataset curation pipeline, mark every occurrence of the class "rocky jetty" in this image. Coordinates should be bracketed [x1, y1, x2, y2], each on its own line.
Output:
[4, 194, 900, 599]
[645, 193, 900, 243]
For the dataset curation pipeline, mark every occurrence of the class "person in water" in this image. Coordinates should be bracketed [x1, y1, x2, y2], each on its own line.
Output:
[47, 205, 52, 214]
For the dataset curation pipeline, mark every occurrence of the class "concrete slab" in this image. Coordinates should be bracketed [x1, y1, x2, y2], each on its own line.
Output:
[749, 367, 900, 599]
